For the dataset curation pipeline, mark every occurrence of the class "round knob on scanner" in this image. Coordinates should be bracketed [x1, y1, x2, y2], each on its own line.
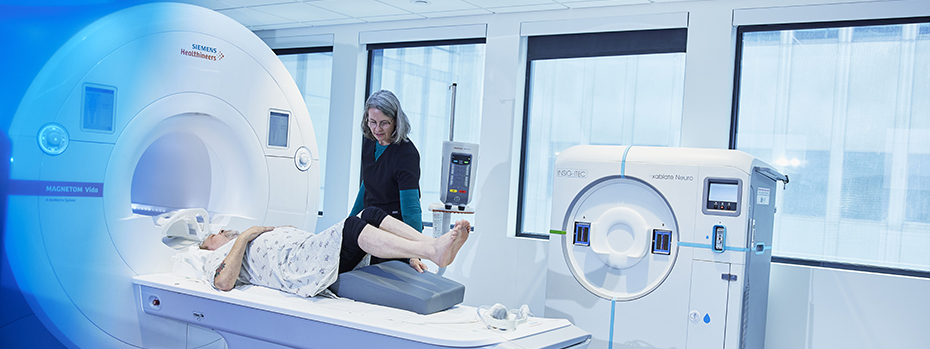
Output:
[689, 310, 700, 322]
[38, 123, 70, 155]
[294, 146, 312, 171]
[147, 295, 161, 310]
[589, 206, 649, 269]
[48, 132, 62, 145]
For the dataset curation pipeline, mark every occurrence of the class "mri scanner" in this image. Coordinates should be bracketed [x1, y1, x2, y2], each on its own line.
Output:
[5, 3, 589, 348]
[546, 145, 787, 349]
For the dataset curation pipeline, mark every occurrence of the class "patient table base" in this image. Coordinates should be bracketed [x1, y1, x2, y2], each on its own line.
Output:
[133, 273, 590, 348]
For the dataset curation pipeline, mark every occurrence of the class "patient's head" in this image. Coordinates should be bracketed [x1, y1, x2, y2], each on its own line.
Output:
[199, 229, 240, 250]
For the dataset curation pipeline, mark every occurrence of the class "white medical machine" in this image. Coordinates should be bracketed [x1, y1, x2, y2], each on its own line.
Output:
[5, 3, 589, 348]
[439, 140, 478, 209]
[430, 140, 478, 237]
[546, 145, 787, 349]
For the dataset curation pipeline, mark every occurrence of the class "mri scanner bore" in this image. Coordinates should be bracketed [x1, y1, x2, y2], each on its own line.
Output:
[546, 145, 787, 349]
[5, 3, 590, 348]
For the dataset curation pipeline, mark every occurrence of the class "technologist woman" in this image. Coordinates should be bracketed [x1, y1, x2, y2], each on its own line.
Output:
[350, 90, 427, 272]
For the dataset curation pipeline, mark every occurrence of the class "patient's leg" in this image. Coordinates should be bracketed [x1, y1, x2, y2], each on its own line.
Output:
[361, 207, 430, 242]
[357, 222, 468, 268]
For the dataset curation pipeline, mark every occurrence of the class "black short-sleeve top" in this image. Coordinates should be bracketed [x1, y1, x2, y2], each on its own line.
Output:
[361, 137, 421, 219]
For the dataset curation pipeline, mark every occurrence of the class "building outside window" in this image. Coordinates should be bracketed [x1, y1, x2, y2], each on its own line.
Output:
[518, 29, 687, 237]
[734, 19, 930, 273]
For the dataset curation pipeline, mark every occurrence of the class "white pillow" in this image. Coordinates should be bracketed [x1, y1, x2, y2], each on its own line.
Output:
[172, 245, 213, 280]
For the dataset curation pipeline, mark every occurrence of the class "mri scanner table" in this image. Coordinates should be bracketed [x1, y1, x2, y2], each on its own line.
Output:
[134, 273, 590, 348]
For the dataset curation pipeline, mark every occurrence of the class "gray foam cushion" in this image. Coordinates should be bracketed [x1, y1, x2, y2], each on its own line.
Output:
[330, 260, 465, 315]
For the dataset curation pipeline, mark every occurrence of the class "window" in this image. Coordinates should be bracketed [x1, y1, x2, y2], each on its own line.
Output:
[367, 39, 486, 226]
[276, 47, 333, 214]
[518, 29, 687, 237]
[734, 19, 930, 273]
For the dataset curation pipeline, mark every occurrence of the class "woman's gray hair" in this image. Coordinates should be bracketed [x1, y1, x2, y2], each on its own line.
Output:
[361, 90, 411, 143]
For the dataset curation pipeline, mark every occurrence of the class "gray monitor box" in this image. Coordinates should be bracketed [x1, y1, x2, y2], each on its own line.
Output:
[330, 260, 465, 315]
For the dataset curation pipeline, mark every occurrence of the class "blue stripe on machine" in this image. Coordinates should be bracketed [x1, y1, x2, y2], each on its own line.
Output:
[620, 145, 632, 178]
[679, 241, 749, 252]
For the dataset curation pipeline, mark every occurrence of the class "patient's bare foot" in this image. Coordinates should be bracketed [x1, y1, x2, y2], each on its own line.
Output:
[431, 231, 456, 268]
[449, 220, 469, 262]
[434, 220, 470, 267]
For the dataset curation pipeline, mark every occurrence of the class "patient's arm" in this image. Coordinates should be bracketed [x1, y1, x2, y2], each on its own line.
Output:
[214, 225, 273, 291]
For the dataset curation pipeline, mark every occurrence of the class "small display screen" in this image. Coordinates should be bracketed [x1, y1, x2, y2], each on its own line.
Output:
[83, 86, 115, 132]
[708, 182, 739, 203]
[268, 111, 288, 147]
[448, 153, 471, 191]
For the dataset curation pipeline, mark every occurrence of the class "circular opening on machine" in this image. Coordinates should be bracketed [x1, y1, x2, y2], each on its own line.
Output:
[131, 132, 212, 216]
[131, 132, 213, 249]
[563, 175, 679, 301]
[606, 222, 635, 254]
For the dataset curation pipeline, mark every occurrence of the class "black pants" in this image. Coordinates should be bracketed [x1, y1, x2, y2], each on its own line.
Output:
[338, 206, 389, 273]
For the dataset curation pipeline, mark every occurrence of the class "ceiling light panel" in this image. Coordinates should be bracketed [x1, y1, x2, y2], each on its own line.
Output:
[377, 0, 479, 13]
[252, 2, 349, 22]
[309, 0, 411, 18]
[217, 7, 294, 27]
[464, 0, 558, 7]
[490, 3, 566, 12]
[420, 8, 493, 18]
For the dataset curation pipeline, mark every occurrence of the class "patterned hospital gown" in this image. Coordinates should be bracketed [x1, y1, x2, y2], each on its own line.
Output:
[202, 221, 344, 297]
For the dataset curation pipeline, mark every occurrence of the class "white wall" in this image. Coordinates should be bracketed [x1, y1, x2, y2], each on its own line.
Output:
[256, 0, 930, 347]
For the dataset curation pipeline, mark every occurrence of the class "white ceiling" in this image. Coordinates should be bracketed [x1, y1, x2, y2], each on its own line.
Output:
[177, 0, 692, 31]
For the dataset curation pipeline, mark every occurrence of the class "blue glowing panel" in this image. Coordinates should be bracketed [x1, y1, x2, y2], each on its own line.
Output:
[573, 222, 590, 246]
[652, 229, 671, 255]
[82, 85, 115, 133]
[268, 111, 288, 147]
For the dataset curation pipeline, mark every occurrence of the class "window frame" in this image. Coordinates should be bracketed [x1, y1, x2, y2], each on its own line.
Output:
[365, 38, 486, 99]
[274, 46, 334, 216]
[731, 16, 930, 278]
[364, 38, 487, 228]
[730, 16, 930, 148]
[516, 29, 688, 238]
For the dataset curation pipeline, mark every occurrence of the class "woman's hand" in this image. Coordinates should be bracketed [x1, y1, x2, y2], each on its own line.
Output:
[409, 258, 428, 273]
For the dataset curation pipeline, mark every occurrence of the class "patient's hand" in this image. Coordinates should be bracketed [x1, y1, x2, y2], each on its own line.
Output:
[242, 226, 274, 242]
[409, 258, 427, 273]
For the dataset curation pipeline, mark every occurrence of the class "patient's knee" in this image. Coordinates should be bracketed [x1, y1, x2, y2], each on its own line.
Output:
[361, 206, 388, 227]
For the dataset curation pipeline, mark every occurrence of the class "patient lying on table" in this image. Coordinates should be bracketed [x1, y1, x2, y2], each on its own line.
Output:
[199, 206, 469, 297]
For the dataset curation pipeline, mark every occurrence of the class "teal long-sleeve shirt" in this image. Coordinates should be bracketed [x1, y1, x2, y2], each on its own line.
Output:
[351, 185, 422, 232]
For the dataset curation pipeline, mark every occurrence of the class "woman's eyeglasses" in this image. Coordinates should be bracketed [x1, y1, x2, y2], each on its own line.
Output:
[368, 120, 392, 129]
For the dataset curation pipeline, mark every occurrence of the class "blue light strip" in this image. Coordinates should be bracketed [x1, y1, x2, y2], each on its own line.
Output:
[612, 146, 629, 349]
[620, 146, 632, 178]
[679, 242, 750, 252]
[678, 242, 711, 249]
[609, 298, 616, 349]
